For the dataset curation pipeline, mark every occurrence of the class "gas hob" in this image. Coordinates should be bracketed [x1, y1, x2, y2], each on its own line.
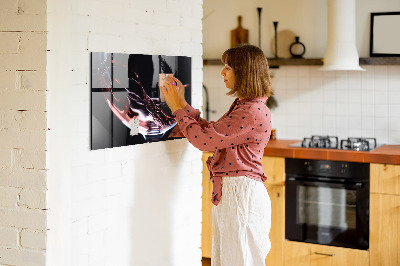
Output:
[289, 135, 382, 151]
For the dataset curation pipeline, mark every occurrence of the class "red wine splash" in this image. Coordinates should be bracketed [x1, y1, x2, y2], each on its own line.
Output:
[97, 56, 177, 142]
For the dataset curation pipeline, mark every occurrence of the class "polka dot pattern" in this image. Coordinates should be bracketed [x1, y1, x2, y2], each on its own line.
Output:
[173, 97, 272, 206]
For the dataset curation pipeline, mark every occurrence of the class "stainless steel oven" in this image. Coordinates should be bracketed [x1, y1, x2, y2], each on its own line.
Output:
[285, 158, 369, 250]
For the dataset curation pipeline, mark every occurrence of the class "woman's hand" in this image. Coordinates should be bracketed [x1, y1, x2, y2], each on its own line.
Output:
[172, 77, 188, 108]
[160, 77, 184, 113]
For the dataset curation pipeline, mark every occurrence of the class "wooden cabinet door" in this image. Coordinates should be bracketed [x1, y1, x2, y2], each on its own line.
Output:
[370, 163, 400, 195]
[262, 156, 285, 265]
[262, 156, 285, 185]
[370, 193, 400, 266]
[201, 152, 213, 258]
[264, 184, 284, 266]
[284, 241, 369, 266]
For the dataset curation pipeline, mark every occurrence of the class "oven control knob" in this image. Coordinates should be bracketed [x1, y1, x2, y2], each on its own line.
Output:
[304, 161, 312, 171]
[340, 164, 347, 174]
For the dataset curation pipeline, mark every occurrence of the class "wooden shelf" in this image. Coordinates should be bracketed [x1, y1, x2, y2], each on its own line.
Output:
[203, 57, 400, 67]
[359, 57, 400, 65]
[268, 58, 322, 67]
[202, 59, 222, 66]
[203, 58, 323, 67]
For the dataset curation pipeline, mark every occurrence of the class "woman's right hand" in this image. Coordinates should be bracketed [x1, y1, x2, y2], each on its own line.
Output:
[169, 76, 187, 108]
[161, 77, 182, 113]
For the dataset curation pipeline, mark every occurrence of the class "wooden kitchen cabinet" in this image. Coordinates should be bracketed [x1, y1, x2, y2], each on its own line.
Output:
[370, 163, 400, 195]
[284, 241, 369, 266]
[201, 154, 286, 265]
[264, 184, 285, 266]
[262, 156, 285, 266]
[370, 163, 400, 266]
[261, 156, 285, 186]
[370, 193, 400, 266]
[202, 152, 213, 258]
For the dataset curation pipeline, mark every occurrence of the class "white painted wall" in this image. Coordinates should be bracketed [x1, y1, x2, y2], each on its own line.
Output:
[203, 0, 400, 144]
[271, 65, 400, 144]
[47, 1, 203, 266]
[203, 0, 400, 58]
[0, 0, 48, 265]
[203, 0, 327, 59]
[204, 65, 400, 144]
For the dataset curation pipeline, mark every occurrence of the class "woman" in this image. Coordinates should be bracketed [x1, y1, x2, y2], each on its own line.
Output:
[161, 44, 273, 266]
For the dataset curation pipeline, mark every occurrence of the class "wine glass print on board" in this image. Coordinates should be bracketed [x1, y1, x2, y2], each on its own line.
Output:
[91, 52, 192, 150]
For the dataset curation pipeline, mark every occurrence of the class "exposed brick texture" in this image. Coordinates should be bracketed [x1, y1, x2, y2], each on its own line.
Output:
[1, 0, 204, 265]
[0, 0, 48, 265]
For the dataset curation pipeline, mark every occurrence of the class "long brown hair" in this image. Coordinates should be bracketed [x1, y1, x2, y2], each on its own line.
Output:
[221, 44, 273, 99]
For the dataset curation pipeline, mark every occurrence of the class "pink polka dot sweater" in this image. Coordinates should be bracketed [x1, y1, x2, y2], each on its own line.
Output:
[173, 97, 272, 206]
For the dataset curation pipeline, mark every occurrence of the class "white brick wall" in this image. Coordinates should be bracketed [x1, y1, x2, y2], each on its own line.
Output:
[0, 0, 48, 265]
[0, 248, 46, 266]
[21, 229, 47, 250]
[2, 0, 203, 265]
[0, 187, 19, 208]
[47, 1, 203, 266]
[0, 227, 19, 247]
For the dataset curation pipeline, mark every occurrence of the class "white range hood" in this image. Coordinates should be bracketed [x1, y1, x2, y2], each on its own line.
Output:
[320, 0, 365, 71]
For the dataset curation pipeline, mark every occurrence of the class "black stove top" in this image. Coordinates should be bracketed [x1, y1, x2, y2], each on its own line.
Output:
[289, 136, 381, 151]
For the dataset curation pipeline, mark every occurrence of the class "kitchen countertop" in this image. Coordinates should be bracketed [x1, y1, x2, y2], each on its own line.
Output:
[263, 139, 400, 165]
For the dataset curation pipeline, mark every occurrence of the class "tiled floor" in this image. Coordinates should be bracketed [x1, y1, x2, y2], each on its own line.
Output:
[202, 257, 211, 266]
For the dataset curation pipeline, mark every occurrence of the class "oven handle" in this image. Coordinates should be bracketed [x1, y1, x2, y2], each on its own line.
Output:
[286, 177, 364, 189]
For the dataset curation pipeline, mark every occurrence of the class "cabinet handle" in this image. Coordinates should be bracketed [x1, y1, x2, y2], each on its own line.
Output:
[314, 252, 335, 257]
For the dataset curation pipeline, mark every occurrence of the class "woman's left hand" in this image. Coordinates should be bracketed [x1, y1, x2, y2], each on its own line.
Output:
[160, 77, 184, 113]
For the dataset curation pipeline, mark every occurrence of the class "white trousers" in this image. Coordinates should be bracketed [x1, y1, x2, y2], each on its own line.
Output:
[212, 176, 271, 266]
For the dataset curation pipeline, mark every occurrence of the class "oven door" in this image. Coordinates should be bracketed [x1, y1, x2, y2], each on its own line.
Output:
[285, 177, 369, 250]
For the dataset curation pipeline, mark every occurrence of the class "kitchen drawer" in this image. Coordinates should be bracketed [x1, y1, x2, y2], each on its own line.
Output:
[284, 241, 369, 266]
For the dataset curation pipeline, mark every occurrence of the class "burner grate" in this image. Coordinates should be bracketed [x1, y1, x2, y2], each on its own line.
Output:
[340, 137, 377, 151]
[296, 136, 378, 151]
[301, 135, 339, 149]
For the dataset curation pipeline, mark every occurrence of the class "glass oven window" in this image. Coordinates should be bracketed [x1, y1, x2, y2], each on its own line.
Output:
[297, 186, 357, 230]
